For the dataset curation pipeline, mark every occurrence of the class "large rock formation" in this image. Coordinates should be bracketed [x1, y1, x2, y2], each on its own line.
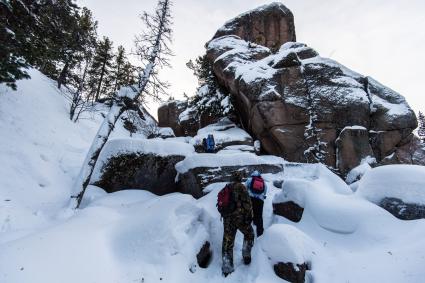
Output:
[204, 3, 423, 174]
[213, 2, 296, 51]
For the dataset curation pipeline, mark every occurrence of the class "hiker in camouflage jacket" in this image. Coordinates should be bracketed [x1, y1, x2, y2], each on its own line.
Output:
[221, 171, 254, 277]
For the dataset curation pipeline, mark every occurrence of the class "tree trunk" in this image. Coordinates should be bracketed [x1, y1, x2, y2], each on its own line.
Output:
[58, 59, 70, 89]
[95, 60, 107, 101]
[70, 0, 170, 209]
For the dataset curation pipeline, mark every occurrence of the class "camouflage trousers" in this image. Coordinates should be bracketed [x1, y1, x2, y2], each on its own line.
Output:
[222, 215, 254, 273]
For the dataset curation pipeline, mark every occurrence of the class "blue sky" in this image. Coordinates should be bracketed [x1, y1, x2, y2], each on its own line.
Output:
[78, 0, 425, 117]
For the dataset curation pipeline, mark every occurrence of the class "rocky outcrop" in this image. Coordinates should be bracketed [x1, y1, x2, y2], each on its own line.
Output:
[90, 139, 194, 195]
[158, 100, 191, 137]
[273, 201, 304, 223]
[177, 163, 283, 198]
[336, 127, 374, 176]
[274, 262, 309, 283]
[175, 153, 284, 198]
[196, 241, 212, 268]
[204, 3, 421, 174]
[213, 2, 296, 51]
[379, 197, 425, 220]
[93, 153, 185, 195]
[379, 135, 425, 166]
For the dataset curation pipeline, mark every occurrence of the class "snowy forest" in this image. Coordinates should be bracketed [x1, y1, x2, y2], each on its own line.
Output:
[1, 0, 425, 283]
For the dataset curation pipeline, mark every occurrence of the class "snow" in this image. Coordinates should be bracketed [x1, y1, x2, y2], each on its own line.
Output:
[176, 153, 285, 174]
[346, 156, 376, 187]
[261, 224, 315, 265]
[1, 70, 425, 283]
[356, 165, 425, 205]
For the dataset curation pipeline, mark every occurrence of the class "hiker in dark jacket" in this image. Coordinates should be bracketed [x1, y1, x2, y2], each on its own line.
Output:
[245, 170, 267, 237]
[220, 171, 254, 277]
[205, 134, 215, 153]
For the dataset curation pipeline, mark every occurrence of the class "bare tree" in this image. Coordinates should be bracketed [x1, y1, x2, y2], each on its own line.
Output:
[69, 0, 173, 209]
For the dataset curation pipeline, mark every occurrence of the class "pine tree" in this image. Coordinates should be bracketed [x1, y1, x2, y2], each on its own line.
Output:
[186, 54, 233, 119]
[57, 6, 98, 89]
[87, 37, 114, 102]
[70, 0, 173, 208]
[418, 111, 425, 143]
[0, 0, 39, 89]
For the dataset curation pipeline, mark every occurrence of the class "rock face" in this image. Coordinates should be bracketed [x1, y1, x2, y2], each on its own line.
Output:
[93, 153, 185, 195]
[213, 2, 296, 51]
[379, 197, 425, 220]
[158, 100, 191, 137]
[196, 241, 212, 268]
[90, 139, 195, 196]
[175, 152, 284, 198]
[336, 127, 374, 176]
[177, 163, 283, 199]
[273, 201, 304, 223]
[274, 262, 308, 283]
[204, 3, 421, 174]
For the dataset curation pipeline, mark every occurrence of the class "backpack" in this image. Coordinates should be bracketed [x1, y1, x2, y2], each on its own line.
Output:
[217, 183, 236, 217]
[249, 176, 265, 194]
[206, 135, 215, 151]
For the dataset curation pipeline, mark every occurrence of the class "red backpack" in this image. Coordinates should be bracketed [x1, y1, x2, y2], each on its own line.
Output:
[217, 183, 236, 217]
[250, 176, 265, 194]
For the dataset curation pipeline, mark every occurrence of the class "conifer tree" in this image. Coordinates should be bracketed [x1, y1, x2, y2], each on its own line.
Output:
[70, 0, 173, 208]
[0, 0, 39, 89]
[87, 37, 114, 102]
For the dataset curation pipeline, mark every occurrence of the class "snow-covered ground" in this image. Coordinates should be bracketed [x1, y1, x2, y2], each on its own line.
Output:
[1, 71, 425, 283]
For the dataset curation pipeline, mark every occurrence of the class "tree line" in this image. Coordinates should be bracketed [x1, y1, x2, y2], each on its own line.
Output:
[1, 0, 137, 120]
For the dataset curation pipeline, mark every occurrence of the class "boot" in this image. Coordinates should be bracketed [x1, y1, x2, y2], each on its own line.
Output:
[222, 254, 234, 277]
[242, 240, 252, 265]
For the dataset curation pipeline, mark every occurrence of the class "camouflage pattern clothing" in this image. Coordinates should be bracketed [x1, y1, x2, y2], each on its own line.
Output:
[222, 182, 255, 276]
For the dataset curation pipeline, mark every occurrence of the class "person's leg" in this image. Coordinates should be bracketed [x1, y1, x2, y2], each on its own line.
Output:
[238, 220, 255, 264]
[256, 199, 264, 236]
[251, 197, 264, 237]
[222, 217, 237, 276]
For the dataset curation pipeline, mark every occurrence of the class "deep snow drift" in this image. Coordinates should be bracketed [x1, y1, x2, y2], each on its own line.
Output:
[1, 70, 425, 283]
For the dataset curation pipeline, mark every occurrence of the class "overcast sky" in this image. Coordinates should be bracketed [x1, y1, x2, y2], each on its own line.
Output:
[78, 0, 425, 118]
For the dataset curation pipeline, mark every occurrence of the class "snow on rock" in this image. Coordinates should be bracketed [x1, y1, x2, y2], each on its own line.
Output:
[191, 118, 252, 148]
[345, 156, 376, 188]
[206, 26, 418, 173]
[261, 224, 315, 265]
[175, 152, 284, 174]
[213, 2, 296, 50]
[356, 165, 425, 205]
[91, 138, 194, 183]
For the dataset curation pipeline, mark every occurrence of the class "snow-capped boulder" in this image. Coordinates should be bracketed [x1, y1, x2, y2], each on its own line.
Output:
[191, 118, 253, 152]
[175, 153, 284, 198]
[90, 139, 194, 195]
[206, 19, 419, 173]
[261, 224, 314, 283]
[273, 201, 304, 223]
[357, 165, 425, 220]
[212, 2, 296, 51]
